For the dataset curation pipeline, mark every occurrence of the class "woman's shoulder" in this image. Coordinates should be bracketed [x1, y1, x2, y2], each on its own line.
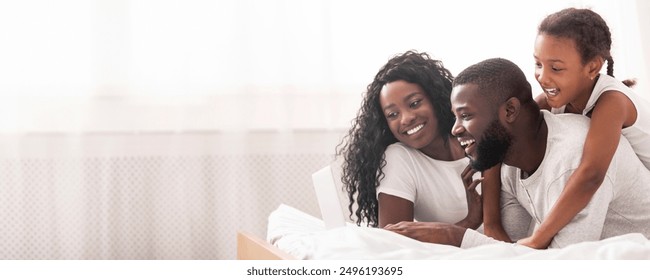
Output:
[385, 142, 413, 153]
[384, 143, 421, 164]
[384, 142, 430, 159]
[384, 142, 469, 168]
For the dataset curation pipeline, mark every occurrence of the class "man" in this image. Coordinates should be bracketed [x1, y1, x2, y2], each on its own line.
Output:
[385, 58, 650, 248]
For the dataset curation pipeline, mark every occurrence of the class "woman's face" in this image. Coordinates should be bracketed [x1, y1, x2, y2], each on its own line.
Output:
[379, 80, 443, 155]
[534, 34, 594, 109]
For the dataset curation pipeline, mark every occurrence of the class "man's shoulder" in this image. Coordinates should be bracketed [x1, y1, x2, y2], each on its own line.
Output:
[498, 112, 588, 186]
[543, 110, 590, 130]
[543, 110, 641, 178]
[543, 111, 591, 148]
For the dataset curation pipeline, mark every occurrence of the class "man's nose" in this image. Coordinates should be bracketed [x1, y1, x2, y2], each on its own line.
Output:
[451, 119, 464, 137]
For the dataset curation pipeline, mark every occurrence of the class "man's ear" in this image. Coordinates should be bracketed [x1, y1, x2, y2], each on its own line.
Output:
[502, 97, 521, 123]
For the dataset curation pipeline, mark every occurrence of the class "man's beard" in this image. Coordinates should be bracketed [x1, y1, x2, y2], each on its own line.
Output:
[469, 120, 512, 171]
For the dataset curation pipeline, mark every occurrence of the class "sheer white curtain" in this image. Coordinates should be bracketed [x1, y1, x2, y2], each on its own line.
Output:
[0, 0, 647, 259]
[0, 0, 647, 132]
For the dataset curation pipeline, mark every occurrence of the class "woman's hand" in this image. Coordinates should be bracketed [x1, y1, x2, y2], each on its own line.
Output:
[456, 164, 483, 229]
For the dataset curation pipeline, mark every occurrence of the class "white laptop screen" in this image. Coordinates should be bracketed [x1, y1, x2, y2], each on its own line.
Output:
[311, 166, 347, 229]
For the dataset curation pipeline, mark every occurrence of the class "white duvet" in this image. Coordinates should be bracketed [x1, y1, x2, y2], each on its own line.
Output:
[267, 204, 650, 260]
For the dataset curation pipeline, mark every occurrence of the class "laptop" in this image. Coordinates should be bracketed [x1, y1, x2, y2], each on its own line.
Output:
[311, 165, 347, 229]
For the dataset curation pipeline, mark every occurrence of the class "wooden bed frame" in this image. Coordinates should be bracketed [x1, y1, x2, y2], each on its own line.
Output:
[236, 231, 295, 260]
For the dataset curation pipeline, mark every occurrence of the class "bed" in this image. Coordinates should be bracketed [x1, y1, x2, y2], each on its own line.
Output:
[238, 204, 650, 260]
[237, 231, 295, 260]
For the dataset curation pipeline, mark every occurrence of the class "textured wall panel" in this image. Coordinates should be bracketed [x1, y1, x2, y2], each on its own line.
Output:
[0, 131, 344, 259]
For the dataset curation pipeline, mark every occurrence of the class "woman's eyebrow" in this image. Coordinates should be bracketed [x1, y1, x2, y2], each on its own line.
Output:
[382, 103, 396, 111]
[402, 91, 422, 102]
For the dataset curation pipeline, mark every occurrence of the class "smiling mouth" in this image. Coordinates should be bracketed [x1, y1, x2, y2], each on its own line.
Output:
[460, 139, 475, 149]
[460, 139, 476, 155]
[544, 88, 558, 96]
[405, 124, 424, 135]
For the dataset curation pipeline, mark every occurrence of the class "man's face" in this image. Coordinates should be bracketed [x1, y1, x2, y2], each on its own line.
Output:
[450, 84, 512, 171]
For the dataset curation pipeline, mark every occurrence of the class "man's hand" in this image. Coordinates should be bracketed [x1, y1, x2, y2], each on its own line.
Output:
[384, 221, 467, 247]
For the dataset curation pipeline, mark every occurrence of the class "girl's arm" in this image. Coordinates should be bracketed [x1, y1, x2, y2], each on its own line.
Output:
[481, 164, 512, 242]
[378, 193, 414, 228]
[518, 91, 636, 249]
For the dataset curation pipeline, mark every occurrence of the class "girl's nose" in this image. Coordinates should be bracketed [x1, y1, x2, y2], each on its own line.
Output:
[535, 67, 548, 85]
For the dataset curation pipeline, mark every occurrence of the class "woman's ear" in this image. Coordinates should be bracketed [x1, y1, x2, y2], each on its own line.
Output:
[502, 97, 521, 123]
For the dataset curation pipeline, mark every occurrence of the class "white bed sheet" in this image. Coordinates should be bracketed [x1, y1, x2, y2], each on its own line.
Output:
[267, 204, 650, 260]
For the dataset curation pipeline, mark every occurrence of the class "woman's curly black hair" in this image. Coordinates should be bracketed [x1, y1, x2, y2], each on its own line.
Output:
[335, 50, 455, 227]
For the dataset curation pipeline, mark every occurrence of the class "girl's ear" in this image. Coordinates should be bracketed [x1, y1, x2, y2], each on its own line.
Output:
[587, 57, 604, 80]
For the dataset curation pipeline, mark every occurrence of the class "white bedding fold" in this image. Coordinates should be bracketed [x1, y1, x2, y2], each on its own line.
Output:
[267, 204, 650, 259]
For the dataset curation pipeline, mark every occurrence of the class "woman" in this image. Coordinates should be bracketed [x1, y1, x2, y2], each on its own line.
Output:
[336, 50, 484, 229]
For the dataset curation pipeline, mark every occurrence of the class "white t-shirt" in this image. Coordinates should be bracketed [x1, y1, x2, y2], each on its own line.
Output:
[461, 111, 650, 249]
[551, 74, 650, 169]
[376, 142, 476, 224]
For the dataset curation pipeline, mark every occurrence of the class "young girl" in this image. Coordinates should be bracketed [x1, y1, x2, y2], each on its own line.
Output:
[336, 50, 487, 229]
[485, 8, 650, 248]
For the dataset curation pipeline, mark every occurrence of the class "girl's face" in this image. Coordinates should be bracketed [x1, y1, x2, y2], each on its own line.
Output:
[534, 34, 595, 110]
[379, 80, 443, 156]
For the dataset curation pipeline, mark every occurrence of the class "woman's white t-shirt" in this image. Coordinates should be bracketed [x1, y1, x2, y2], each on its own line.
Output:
[376, 142, 476, 224]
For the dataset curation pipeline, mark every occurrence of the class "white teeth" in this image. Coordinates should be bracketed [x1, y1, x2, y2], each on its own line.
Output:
[460, 139, 475, 148]
[545, 88, 558, 96]
[406, 124, 424, 135]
